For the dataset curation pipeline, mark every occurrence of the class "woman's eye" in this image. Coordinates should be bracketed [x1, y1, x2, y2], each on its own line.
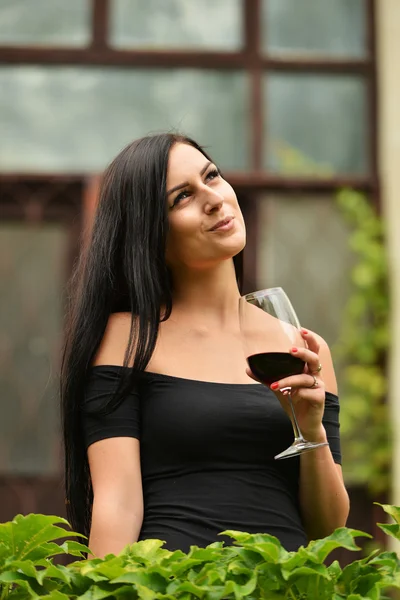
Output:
[170, 169, 220, 208]
[172, 190, 191, 207]
[206, 168, 220, 181]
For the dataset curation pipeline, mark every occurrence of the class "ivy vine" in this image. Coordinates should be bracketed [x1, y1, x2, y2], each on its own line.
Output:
[334, 189, 390, 494]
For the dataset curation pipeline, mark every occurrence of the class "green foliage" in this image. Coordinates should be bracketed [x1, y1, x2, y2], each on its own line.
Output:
[334, 190, 390, 494]
[1, 508, 400, 599]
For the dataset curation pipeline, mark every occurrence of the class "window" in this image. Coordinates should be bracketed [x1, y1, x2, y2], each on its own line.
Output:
[0, 0, 91, 47]
[0, 66, 249, 172]
[0, 0, 374, 186]
[109, 0, 242, 50]
[0, 223, 67, 474]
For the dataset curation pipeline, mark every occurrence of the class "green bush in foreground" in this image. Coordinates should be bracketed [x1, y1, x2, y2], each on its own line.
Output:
[1, 505, 400, 599]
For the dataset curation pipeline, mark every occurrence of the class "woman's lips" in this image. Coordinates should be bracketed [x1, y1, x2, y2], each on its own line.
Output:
[209, 216, 235, 232]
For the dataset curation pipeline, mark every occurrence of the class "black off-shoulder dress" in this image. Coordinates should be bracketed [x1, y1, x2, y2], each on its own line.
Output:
[82, 366, 341, 553]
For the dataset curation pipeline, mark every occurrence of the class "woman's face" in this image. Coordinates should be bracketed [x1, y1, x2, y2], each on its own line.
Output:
[166, 143, 246, 271]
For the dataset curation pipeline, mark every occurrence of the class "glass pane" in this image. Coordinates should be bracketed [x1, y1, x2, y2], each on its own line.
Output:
[256, 194, 354, 350]
[0, 67, 249, 173]
[110, 0, 242, 50]
[0, 224, 68, 475]
[256, 193, 359, 480]
[263, 0, 367, 58]
[264, 73, 368, 176]
[0, 0, 91, 47]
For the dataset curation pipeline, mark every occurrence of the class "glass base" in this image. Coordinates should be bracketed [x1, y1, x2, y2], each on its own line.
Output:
[274, 440, 329, 460]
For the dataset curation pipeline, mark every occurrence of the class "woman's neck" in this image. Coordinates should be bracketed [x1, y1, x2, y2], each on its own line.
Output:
[170, 259, 241, 328]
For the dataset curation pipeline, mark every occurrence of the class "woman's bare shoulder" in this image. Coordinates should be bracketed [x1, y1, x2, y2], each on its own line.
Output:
[92, 312, 136, 367]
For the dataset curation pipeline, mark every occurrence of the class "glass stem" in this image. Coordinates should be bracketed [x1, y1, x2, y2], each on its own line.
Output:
[287, 389, 306, 443]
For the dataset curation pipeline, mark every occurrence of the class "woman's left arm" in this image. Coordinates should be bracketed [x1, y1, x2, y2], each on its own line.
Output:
[272, 330, 350, 540]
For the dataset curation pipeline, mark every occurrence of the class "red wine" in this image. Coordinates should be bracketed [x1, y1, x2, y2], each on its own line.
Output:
[247, 352, 305, 386]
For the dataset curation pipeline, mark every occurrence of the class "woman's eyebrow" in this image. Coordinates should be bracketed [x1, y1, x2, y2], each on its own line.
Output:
[167, 161, 212, 195]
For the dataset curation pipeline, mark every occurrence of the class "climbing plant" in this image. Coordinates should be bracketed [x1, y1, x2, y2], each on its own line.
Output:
[334, 189, 390, 494]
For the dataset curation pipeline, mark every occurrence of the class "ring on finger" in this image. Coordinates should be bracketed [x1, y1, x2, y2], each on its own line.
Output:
[307, 375, 319, 389]
[310, 362, 322, 374]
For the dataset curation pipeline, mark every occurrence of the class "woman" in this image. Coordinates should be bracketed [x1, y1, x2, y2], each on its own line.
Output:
[61, 133, 349, 558]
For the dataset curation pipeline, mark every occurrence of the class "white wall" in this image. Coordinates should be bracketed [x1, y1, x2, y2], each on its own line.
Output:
[377, 0, 400, 552]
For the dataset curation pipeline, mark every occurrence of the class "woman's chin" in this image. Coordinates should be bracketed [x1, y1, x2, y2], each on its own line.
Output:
[220, 232, 246, 256]
[216, 239, 246, 262]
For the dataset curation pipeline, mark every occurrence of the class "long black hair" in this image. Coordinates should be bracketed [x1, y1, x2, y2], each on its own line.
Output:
[60, 133, 243, 538]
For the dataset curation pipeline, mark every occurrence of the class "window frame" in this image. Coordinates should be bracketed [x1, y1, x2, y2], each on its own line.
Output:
[0, 0, 377, 187]
[0, 0, 378, 291]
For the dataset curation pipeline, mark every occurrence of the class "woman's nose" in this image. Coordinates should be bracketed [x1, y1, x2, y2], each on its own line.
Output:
[204, 188, 224, 214]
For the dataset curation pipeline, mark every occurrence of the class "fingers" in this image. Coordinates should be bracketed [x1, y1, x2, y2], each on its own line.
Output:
[272, 331, 323, 392]
[270, 373, 321, 392]
[290, 345, 321, 374]
[245, 328, 324, 390]
[301, 329, 320, 355]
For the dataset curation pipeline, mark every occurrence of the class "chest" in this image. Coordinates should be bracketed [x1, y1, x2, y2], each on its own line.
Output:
[148, 324, 253, 384]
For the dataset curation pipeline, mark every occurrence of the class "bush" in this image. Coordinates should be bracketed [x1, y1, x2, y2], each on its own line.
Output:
[0, 505, 399, 599]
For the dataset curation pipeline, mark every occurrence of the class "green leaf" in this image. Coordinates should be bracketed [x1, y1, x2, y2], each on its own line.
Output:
[77, 583, 135, 600]
[5, 560, 38, 581]
[353, 573, 382, 597]
[221, 530, 281, 547]
[234, 548, 263, 569]
[20, 542, 70, 563]
[368, 551, 400, 574]
[0, 514, 84, 563]
[40, 592, 71, 600]
[187, 546, 228, 562]
[328, 560, 342, 580]
[59, 540, 91, 557]
[221, 574, 258, 600]
[167, 580, 206, 598]
[37, 564, 72, 586]
[338, 560, 363, 588]
[159, 548, 186, 566]
[277, 549, 307, 573]
[132, 584, 157, 600]
[162, 557, 204, 578]
[78, 558, 111, 575]
[377, 523, 400, 541]
[294, 574, 334, 600]
[58, 571, 97, 597]
[90, 567, 125, 582]
[0, 575, 40, 598]
[112, 570, 167, 593]
[221, 532, 286, 565]
[201, 566, 227, 585]
[227, 559, 252, 577]
[122, 539, 167, 563]
[283, 564, 330, 582]
[304, 528, 370, 563]
[339, 595, 373, 600]
[376, 504, 400, 524]
[238, 541, 282, 563]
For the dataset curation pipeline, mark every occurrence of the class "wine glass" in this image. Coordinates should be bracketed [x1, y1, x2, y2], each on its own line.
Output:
[239, 287, 329, 459]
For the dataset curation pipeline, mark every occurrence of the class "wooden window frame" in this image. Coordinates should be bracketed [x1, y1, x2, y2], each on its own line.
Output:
[0, 0, 377, 291]
[0, 0, 377, 190]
